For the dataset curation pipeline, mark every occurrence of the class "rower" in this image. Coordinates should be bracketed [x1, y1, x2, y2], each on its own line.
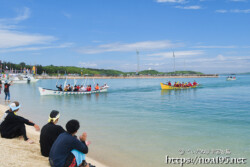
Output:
[168, 81, 171, 86]
[95, 84, 100, 90]
[56, 85, 63, 91]
[193, 81, 197, 86]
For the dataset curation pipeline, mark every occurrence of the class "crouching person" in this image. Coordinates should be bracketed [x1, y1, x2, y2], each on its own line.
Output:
[0, 101, 40, 144]
[40, 110, 65, 157]
[49, 119, 91, 167]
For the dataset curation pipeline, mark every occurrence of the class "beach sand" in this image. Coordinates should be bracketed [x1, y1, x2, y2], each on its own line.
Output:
[0, 104, 108, 167]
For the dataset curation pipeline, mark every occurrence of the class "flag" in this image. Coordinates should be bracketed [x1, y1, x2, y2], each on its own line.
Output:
[32, 66, 36, 74]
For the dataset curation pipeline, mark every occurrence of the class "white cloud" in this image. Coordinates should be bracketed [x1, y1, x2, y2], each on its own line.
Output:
[0, 30, 56, 49]
[0, 7, 30, 25]
[216, 9, 250, 13]
[0, 43, 73, 53]
[156, 0, 186, 3]
[77, 41, 184, 54]
[193, 45, 238, 49]
[147, 50, 204, 58]
[0, 7, 73, 52]
[62, 12, 72, 19]
[78, 62, 98, 68]
[217, 54, 226, 61]
[175, 6, 201, 10]
[215, 10, 228, 13]
[230, 0, 247, 2]
[231, 9, 250, 13]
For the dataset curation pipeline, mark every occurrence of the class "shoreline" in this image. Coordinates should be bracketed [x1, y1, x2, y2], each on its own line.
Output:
[0, 104, 109, 167]
[36, 74, 219, 79]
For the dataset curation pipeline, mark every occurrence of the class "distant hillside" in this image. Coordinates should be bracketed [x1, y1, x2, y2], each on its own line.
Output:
[166, 71, 203, 75]
[0, 61, 204, 76]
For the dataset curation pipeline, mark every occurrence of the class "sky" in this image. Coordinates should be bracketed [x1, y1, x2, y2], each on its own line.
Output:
[0, 0, 250, 73]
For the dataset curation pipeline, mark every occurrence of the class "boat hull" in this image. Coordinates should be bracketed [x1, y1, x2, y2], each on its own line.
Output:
[160, 83, 196, 90]
[227, 78, 236, 81]
[38, 87, 108, 96]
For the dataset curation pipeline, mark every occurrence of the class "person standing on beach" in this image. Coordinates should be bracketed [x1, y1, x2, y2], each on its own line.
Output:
[40, 110, 65, 157]
[4, 80, 12, 101]
[0, 79, 2, 94]
[0, 101, 40, 144]
[49, 119, 91, 167]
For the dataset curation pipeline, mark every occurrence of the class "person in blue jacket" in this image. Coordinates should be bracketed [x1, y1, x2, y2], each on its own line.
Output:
[49, 119, 90, 167]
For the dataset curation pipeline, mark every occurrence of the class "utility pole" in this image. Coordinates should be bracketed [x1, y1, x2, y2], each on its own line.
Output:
[136, 50, 140, 75]
[173, 51, 175, 74]
[184, 59, 186, 71]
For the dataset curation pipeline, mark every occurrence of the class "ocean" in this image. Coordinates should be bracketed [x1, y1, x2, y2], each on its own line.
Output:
[4, 75, 250, 167]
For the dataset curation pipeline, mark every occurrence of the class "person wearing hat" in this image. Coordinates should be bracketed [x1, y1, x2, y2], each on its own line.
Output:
[0, 101, 40, 144]
[40, 110, 65, 157]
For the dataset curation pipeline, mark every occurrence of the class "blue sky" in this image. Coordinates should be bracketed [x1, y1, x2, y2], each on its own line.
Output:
[0, 0, 250, 73]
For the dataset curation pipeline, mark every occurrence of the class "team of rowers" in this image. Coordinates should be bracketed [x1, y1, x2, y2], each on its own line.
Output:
[165, 81, 198, 87]
[56, 83, 107, 92]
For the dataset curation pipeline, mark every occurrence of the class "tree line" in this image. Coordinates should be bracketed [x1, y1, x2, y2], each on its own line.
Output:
[0, 61, 204, 76]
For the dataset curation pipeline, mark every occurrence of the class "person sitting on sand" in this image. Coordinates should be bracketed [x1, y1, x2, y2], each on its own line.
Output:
[56, 85, 63, 91]
[49, 119, 91, 167]
[40, 110, 65, 157]
[0, 101, 40, 144]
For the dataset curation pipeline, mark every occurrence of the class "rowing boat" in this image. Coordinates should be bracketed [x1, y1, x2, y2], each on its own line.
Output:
[160, 83, 197, 90]
[38, 86, 109, 96]
[226, 77, 236, 81]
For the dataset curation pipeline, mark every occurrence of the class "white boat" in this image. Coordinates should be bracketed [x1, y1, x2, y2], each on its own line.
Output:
[226, 74, 236, 81]
[38, 86, 109, 96]
[2, 74, 39, 84]
[22, 75, 40, 83]
[227, 77, 236, 81]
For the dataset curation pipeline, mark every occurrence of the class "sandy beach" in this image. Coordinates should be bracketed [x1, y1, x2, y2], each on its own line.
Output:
[0, 104, 108, 167]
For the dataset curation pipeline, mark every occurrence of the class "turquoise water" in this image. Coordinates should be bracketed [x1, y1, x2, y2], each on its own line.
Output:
[3, 76, 250, 167]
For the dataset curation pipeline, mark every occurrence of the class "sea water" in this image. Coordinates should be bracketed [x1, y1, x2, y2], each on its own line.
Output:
[4, 75, 250, 167]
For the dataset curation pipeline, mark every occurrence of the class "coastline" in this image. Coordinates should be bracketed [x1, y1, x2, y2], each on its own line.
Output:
[36, 74, 219, 79]
[0, 104, 109, 167]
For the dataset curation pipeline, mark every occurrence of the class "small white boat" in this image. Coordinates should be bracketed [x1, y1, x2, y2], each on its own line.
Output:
[38, 86, 109, 96]
[22, 75, 40, 83]
[227, 77, 236, 81]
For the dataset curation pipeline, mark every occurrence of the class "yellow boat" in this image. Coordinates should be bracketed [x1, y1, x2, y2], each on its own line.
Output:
[160, 83, 197, 90]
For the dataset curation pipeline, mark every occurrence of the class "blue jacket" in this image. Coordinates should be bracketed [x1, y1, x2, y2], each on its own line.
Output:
[49, 132, 88, 167]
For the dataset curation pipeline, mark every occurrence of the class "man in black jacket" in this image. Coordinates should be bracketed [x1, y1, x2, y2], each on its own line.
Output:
[0, 101, 40, 144]
[40, 110, 65, 157]
[49, 119, 90, 167]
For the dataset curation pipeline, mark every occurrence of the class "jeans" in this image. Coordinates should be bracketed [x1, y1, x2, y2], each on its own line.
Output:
[5, 92, 10, 100]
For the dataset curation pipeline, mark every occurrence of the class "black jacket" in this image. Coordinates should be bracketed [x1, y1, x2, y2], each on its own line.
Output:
[0, 110, 34, 138]
[40, 122, 65, 157]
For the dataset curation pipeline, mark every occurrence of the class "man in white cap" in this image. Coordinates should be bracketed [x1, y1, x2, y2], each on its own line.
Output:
[40, 110, 65, 157]
[0, 101, 40, 144]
